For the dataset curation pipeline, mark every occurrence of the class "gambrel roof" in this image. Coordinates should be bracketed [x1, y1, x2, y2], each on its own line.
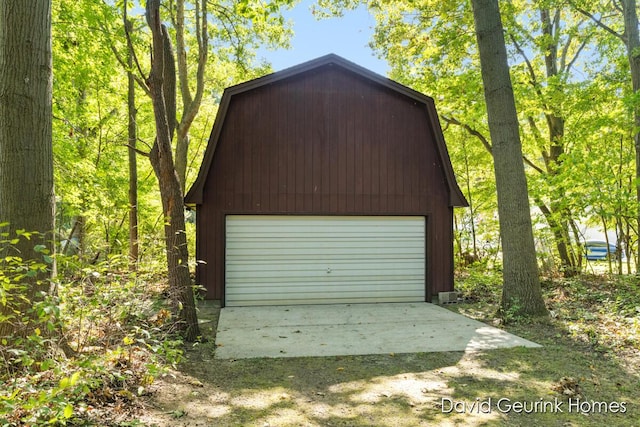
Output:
[185, 54, 468, 207]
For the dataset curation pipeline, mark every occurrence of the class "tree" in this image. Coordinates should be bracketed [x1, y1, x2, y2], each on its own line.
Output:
[170, 0, 294, 192]
[573, 0, 640, 271]
[172, 0, 207, 193]
[0, 0, 55, 335]
[144, 0, 200, 341]
[126, 8, 139, 268]
[102, 0, 293, 339]
[471, 0, 548, 317]
[53, 0, 139, 259]
[362, 0, 602, 275]
[505, 4, 595, 276]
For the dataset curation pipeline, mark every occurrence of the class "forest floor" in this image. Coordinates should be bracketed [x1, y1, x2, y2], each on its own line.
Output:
[130, 274, 640, 426]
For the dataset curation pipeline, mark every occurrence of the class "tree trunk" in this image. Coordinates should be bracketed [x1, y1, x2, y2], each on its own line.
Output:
[0, 0, 55, 336]
[621, 0, 640, 273]
[539, 8, 579, 276]
[126, 17, 139, 269]
[175, 132, 189, 194]
[173, 0, 208, 193]
[535, 200, 578, 276]
[146, 0, 200, 341]
[471, 0, 548, 317]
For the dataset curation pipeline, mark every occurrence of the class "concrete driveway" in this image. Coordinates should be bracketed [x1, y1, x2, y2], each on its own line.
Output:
[213, 303, 540, 359]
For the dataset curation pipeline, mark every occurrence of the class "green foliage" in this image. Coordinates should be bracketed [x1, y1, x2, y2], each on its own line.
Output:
[51, 0, 299, 263]
[52, 0, 158, 260]
[1, 239, 184, 425]
[455, 263, 502, 302]
[0, 231, 54, 343]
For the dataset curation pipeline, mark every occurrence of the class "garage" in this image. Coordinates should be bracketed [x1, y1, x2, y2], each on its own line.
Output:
[185, 54, 468, 304]
[225, 215, 426, 306]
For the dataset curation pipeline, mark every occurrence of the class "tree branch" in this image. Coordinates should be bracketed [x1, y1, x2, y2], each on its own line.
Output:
[559, 18, 591, 75]
[173, 0, 193, 109]
[572, 3, 625, 42]
[99, 19, 150, 98]
[523, 155, 546, 174]
[123, 4, 151, 95]
[178, 0, 208, 136]
[125, 143, 150, 158]
[509, 32, 549, 109]
[441, 115, 492, 154]
[565, 36, 589, 74]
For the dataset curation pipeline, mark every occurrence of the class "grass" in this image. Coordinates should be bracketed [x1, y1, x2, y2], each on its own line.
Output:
[134, 272, 640, 427]
[5, 250, 636, 425]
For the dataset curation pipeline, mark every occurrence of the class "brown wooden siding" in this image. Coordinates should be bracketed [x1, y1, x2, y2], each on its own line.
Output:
[194, 65, 456, 301]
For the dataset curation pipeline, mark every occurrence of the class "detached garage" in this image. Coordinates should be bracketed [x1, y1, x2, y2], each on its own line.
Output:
[185, 54, 468, 307]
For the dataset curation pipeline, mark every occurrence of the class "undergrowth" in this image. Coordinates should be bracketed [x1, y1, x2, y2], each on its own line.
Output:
[455, 263, 640, 360]
[1, 235, 184, 426]
[544, 274, 640, 357]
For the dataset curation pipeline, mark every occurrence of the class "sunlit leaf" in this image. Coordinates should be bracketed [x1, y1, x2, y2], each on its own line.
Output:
[64, 403, 74, 419]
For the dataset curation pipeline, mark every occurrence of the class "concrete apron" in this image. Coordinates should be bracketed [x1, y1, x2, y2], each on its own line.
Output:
[214, 303, 540, 359]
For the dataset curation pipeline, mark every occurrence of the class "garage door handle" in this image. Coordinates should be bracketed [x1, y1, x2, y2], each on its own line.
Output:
[326, 268, 332, 273]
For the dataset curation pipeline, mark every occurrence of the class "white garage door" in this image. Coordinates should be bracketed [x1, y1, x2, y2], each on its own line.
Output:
[225, 215, 426, 306]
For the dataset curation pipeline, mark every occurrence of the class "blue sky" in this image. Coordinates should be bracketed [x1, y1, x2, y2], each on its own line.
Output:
[260, 0, 389, 75]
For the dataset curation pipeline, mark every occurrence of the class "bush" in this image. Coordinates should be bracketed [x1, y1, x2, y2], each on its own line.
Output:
[455, 263, 502, 302]
[1, 235, 184, 425]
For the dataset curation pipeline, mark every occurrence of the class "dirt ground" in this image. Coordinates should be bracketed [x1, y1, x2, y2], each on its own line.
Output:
[134, 301, 639, 427]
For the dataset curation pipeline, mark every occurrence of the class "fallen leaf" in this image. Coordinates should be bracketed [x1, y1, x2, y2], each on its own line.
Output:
[188, 378, 204, 387]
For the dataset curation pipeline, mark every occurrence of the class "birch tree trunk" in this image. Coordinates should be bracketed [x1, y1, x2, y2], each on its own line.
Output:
[0, 0, 55, 336]
[471, 0, 548, 317]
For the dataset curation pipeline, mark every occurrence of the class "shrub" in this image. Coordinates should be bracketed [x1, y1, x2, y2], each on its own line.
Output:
[1, 235, 184, 425]
[455, 263, 502, 302]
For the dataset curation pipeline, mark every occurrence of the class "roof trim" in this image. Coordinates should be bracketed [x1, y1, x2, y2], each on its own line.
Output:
[185, 54, 468, 208]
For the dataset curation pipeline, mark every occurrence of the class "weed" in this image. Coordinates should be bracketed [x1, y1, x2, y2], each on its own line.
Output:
[455, 264, 502, 302]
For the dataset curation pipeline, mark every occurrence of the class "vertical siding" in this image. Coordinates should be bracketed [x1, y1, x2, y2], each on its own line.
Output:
[197, 66, 454, 301]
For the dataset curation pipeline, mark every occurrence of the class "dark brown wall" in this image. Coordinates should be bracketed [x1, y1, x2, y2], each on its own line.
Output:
[195, 65, 455, 301]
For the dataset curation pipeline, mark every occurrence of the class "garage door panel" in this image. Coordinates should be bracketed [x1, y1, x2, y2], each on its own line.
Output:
[226, 261, 421, 273]
[227, 266, 424, 278]
[225, 215, 426, 306]
[227, 247, 424, 257]
[226, 294, 426, 305]
[227, 240, 424, 249]
[226, 281, 425, 293]
[226, 284, 425, 306]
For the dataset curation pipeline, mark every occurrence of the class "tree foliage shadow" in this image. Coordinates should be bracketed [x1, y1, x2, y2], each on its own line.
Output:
[141, 300, 639, 426]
